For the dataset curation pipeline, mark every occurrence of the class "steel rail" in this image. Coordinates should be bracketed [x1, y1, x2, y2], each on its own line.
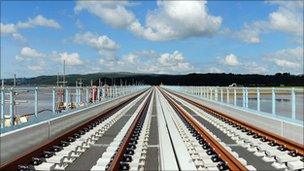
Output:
[0, 90, 147, 171]
[164, 88, 304, 156]
[107, 91, 152, 171]
[160, 88, 248, 171]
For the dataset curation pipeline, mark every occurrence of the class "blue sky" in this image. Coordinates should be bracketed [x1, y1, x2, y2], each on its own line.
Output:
[1, 1, 303, 78]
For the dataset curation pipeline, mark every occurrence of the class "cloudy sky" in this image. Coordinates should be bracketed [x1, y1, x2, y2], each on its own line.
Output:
[1, 1, 303, 78]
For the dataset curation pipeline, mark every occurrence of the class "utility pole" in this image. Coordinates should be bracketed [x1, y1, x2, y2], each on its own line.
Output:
[56, 73, 59, 87]
[63, 60, 65, 86]
[78, 79, 83, 87]
[13, 74, 16, 87]
[56, 60, 67, 87]
[0, 53, 3, 88]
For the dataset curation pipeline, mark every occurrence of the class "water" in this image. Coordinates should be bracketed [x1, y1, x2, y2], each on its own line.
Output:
[225, 95, 303, 121]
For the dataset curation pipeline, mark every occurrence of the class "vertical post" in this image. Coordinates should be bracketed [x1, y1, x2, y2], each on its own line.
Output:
[245, 87, 249, 108]
[221, 87, 223, 102]
[242, 87, 245, 107]
[65, 87, 69, 109]
[1, 87, 5, 128]
[257, 87, 260, 111]
[234, 88, 237, 106]
[109, 86, 113, 97]
[75, 86, 78, 106]
[86, 87, 89, 105]
[34, 87, 38, 117]
[210, 88, 213, 100]
[226, 87, 230, 104]
[52, 87, 56, 113]
[272, 87, 276, 115]
[215, 87, 218, 101]
[79, 88, 82, 104]
[203, 87, 206, 98]
[115, 85, 117, 97]
[76, 88, 80, 106]
[291, 88, 296, 120]
[102, 86, 105, 98]
[9, 88, 14, 126]
[97, 86, 100, 101]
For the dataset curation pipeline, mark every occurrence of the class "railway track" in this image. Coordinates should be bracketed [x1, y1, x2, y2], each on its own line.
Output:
[1, 86, 303, 171]
[161, 87, 304, 171]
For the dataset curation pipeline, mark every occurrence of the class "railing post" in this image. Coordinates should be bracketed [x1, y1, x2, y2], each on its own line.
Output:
[1, 87, 5, 128]
[210, 88, 213, 100]
[79, 87, 82, 105]
[9, 88, 14, 126]
[77, 87, 80, 105]
[97, 86, 100, 101]
[86, 87, 89, 105]
[115, 85, 117, 97]
[234, 88, 237, 106]
[203, 87, 206, 98]
[226, 87, 229, 103]
[102, 86, 105, 98]
[291, 87, 296, 120]
[75, 88, 78, 106]
[257, 87, 260, 111]
[215, 87, 218, 101]
[34, 87, 38, 117]
[221, 87, 223, 102]
[52, 87, 56, 113]
[245, 87, 249, 108]
[242, 87, 245, 107]
[65, 87, 69, 109]
[272, 87, 276, 115]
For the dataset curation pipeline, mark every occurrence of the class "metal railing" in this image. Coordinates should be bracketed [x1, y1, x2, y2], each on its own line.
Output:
[0, 85, 148, 128]
[164, 86, 304, 123]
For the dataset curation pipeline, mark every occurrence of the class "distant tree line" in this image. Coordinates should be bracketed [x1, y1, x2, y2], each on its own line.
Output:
[3, 72, 304, 87]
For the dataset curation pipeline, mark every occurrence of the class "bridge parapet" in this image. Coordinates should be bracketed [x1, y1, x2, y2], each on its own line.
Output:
[164, 86, 303, 123]
[0, 85, 148, 129]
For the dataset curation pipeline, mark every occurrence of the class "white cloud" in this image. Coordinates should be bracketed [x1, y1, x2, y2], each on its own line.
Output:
[243, 62, 267, 74]
[53, 52, 84, 66]
[123, 53, 139, 64]
[206, 67, 224, 73]
[74, 32, 119, 51]
[233, 1, 303, 43]
[15, 47, 47, 72]
[266, 47, 303, 74]
[1, 15, 61, 41]
[209, 54, 268, 74]
[75, 1, 222, 41]
[27, 65, 43, 71]
[12, 33, 26, 42]
[20, 47, 45, 58]
[27, 60, 45, 72]
[222, 54, 240, 66]
[274, 59, 300, 68]
[75, 19, 83, 29]
[0, 23, 17, 34]
[116, 50, 196, 74]
[17, 15, 61, 29]
[75, 1, 136, 29]
[268, 1, 303, 36]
